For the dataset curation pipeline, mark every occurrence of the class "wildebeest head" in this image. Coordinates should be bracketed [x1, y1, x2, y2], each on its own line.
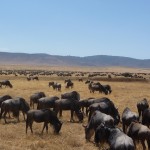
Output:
[94, 123, 109, 144]
[20, 98, 30, 113]
[83, 124, 95, 141]
[112, 107, 120, 125]
[53, 120, 63, 134]
[75, 110, 84, 122]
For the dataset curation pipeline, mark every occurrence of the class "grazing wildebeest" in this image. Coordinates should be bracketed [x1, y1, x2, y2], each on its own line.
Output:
[85, 80, 92, 84]
[37, 96, 59, 110]
[83, 110, 114, 141]
[0, 80, 13, 88]
[65, 81, 74, 89]
[103, 84, 112, 94]
[94, 123, 135, 150]
[127, 121, 150, 150]
[26, 109, 62, 134]
[142, 108, 150, 128]
[122, 107, 139, 133]
[0, 95, 12, 107]
[32, 76, 39, 80]
[61, 91, 80, 101]
[27, 77, 31, 81]
[79, 97, 95, 116]
[0, 97, 30, 123]
[78, 78, 83, 82]
[52, 83, 61, 91]
[48, 81, 55, 87]
[88, 82, 108, 95]
[54, 99, 83, 122]
[30, 92, 46, 109]
[64, 79, 71, 83]
[88, 99, 120, 125]
[137, 98, 149, 119]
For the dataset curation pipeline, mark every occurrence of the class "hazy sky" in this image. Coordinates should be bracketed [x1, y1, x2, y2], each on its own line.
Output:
[0, 0, 150, 59]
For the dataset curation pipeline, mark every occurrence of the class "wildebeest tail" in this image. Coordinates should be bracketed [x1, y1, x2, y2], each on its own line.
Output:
[0, 102, 5, 119]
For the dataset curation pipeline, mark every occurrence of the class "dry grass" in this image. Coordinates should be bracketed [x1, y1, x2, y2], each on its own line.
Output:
[0, 69, 150, 150]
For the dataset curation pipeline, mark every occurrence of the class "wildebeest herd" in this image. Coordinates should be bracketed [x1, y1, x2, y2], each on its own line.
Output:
[0, 69, 150, 150]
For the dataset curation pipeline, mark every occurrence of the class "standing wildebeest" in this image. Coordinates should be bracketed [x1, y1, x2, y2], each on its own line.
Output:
[78, 78, 83, 82]
[88, 98, 120, 125]
[94, 123, 135, 150]
[83, 110, 114, 141]
[52, 83, 61, 91]
[0, 80, 13, 88]
[37, 96, 59, 110]
[26, 109, 62, 134]
[54, 99, 83, 122]
[32, 76, 39, 80]
[88, 82, 108, 95]
[142, 108, 150, 128]
[30, 92, 46, 109]
[48, 81, 55, 87]
[102, 84, 112, 94]
[127, 121, 150, 150]
[64, 79, 71, 83]
[137, 98, 149, 119]
[0, 95, 12, 107]
[61, 91, 80, 101]
[0, 97, 30, 123]
[65, 80, 74, 89]
[122, 107, 139, 133]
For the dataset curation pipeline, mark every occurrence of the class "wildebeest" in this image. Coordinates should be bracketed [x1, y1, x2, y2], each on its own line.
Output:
[26, 109, 62, 134]
[137, 98, 149, 119]
[48, 81, 55, 87]
[0, 97, 30, 123]
[54, 99, 83, 122]
[88, 98, 120, 125]
[103, 84, 112, 94]
[30, 92, 46, 108]
[142, 108, 150, 128]
[83, 110, 114, 141]
[61, 91, 80, 101]
[127, 121, 150, 150]
[37, 96, 59, 110]
[0, 95, 12, 107]
[52, 82, 61, 91]
[78, 78, 83, 82]
[65, 80, 74, 89]
[0, 80, 13, 88]
[64, 79, 71, 83]
[88, 82, 108, 95]
[94, 123, 135, 150]
[122, 107, 139, 133]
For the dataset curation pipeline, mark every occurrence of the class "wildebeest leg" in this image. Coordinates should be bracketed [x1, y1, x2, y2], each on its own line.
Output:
[147, 139, 150, 150]
[29, 122, 33, 133]
[59, 109, 62, 117]
[122, 123, 126, 133]
[22, 111, 26, 120]
[70, 110, 74, 122]
[42, 122, 47, 133]
[141, 140, 146, 150]
[3, 111, 8, 123]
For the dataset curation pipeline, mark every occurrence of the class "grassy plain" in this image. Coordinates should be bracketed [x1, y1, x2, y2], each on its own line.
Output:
[0, 66, 150, 150]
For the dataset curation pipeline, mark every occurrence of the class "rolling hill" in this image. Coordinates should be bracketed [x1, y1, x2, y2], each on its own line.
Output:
[0, 52, 150, 68]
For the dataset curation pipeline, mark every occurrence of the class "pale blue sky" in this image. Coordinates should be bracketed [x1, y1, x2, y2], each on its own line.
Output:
[0, 0, 150, 59]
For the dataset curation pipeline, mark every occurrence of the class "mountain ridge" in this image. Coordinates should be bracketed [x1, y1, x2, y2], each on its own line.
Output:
[0, 52, 150, 68]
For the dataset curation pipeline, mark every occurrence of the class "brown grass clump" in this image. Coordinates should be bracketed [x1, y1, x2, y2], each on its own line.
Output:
[0, 68, 150, 150]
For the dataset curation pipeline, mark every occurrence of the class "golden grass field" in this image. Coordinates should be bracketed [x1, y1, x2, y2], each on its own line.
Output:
[0, 66, 150, 150]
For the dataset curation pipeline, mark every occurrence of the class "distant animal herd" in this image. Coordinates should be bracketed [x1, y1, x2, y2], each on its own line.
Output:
[0, 69, 150, 150]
